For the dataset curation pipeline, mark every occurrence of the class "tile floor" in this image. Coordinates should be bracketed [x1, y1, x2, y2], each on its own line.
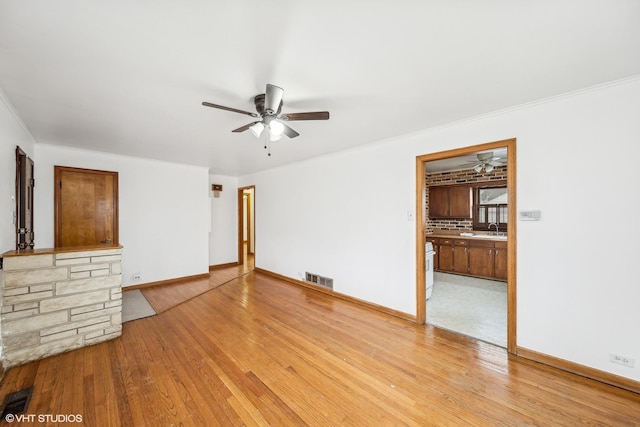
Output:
[427, 272, 507, 347]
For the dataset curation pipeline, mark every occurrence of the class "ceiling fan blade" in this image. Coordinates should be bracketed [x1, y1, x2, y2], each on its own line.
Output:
[281, 123, 300, 138]
[280, 111, 330, 121]
[264, 84, 284, 114]
[202, 102, 259, 118]
[232, 121, 261, 133]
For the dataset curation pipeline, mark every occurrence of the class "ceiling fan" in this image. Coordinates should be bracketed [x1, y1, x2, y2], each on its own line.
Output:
[202, 84, 330, 144]
[467, 152, 505, 173]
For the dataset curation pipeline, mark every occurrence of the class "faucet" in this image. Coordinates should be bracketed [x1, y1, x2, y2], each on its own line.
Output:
[489, 222, 499, 236]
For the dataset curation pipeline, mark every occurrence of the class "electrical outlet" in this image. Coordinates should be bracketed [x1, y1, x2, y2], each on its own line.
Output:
[132, 273, 142, 281]
[610, 353, 635, 368]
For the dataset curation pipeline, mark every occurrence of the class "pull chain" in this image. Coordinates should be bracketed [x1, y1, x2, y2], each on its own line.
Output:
[263, 133, 271, 156]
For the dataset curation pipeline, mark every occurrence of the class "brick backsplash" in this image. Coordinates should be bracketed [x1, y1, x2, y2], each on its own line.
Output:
[426, 166, 507, 233]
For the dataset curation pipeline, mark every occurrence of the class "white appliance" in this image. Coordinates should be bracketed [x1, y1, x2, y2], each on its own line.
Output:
[425, 242, 436, 300]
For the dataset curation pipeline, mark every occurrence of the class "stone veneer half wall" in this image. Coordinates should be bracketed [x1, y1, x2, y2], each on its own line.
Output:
[0, 247, 122, 367]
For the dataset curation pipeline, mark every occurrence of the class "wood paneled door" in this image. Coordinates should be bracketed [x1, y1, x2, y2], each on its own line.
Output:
[54, 166, 119, 248]
[15, 146, 35, 249]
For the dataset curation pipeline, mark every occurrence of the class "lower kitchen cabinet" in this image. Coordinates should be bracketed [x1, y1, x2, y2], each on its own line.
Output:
[438, 239, 454, 272]
[469, 240, 494, 278]
[452, 240, 469, 274]
[427, 235, 507, 281]
[494, 241, 508, 280]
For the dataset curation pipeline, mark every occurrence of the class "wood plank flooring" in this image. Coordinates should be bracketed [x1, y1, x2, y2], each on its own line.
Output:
[1, 267, 639, 425]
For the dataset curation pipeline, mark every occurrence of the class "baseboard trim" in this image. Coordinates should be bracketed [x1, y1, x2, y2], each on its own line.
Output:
[254, 268, 415, 322]
[516, 346, 640, 394]
[209, 262, 239, 271]
[124, 273, 210, 290]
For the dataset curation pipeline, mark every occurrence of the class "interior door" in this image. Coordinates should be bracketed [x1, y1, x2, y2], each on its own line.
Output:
[16, 147, 35, 249]
[55, 166, 119, 247]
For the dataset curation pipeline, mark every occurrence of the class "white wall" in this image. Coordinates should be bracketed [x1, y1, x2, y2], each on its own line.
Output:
[0, 90, 35, 254]
[209, 174, 238, 266]
[34, 144, 210, 287]
[0, 89, 36, 360]
[239, 76, 640, 381]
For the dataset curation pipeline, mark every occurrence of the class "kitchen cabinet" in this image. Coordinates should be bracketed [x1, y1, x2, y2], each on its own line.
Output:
[469, 240, 494, 278]
[494, 241, 508, 280]
[435, 238, 469, 274]
[452, 239, 469, 273]
[428, 185, 472, 219]
[428, 234, 507, 281]
[438, 239, 454, 272]
[428, 186, 450, 218]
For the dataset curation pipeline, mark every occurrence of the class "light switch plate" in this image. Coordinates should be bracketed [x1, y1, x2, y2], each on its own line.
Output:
[519, 210, 542, 221]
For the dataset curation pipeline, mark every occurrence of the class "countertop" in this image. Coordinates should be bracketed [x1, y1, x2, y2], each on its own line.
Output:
[426, 232, 507, 241]
[2, 244, 123, 257]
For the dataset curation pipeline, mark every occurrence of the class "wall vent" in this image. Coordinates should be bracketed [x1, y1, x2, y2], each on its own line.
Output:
[305, 272, 333, 290]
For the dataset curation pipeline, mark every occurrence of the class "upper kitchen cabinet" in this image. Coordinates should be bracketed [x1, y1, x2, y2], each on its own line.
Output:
[429, 185, 471, 219]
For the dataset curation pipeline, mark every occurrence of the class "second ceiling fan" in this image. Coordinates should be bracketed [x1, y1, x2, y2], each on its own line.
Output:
[202, 84, 330, 142]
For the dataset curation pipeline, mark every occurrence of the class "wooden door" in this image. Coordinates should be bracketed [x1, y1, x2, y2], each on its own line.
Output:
[16, 147, 35, 249]
[55, 166, 119, 248]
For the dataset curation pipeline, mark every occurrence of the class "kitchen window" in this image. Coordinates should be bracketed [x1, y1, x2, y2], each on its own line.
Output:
[473, 186, 507, 232]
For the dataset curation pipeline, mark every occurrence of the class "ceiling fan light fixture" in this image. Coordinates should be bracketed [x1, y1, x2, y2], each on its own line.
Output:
[202, 83, 330, 155]
[485, 164, 494, 173]
[249, 122, 264, 137]
[269, 120, 285, 137]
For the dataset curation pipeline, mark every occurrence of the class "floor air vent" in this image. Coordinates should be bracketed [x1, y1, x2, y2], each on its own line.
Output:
[305, 272, 333, 290]
[1, 386, 33, 418]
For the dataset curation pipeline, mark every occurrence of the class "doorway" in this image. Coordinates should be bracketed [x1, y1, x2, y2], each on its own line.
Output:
[54, 166, 119, 248]
[415, 138, 516, 353]
[15, 146, 35, 249]
[237, 186, 255, 270]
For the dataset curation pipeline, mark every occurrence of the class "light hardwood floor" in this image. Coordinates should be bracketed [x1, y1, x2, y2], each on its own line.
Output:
[1, 266, 639, 425]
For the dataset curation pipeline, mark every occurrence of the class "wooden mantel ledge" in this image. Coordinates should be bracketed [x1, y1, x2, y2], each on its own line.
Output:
[2, 244, 123, 257]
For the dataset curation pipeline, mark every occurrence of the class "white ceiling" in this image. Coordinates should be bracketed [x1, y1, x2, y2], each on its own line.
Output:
[1, 1, 639, 176]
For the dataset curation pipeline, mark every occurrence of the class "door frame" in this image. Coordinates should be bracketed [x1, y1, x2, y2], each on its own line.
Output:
[237, 185, 255, 265]
[415, 138, 517, 354]
[54, 166, 119, 248]
[15, 146, 35, 249]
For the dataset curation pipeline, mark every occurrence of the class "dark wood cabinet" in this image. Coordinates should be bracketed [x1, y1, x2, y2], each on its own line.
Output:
[438, 239, 454, 271]
[452, 239, 469, 273]
[469, 240, 494, 278]
[428, 185, 471, 219]
[433, 238, 469, 274]
[428, 235, 507, 281]
[449, 186, 472, 218]
[494, 241, 508, 280]
[428, 186, 450, 218]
